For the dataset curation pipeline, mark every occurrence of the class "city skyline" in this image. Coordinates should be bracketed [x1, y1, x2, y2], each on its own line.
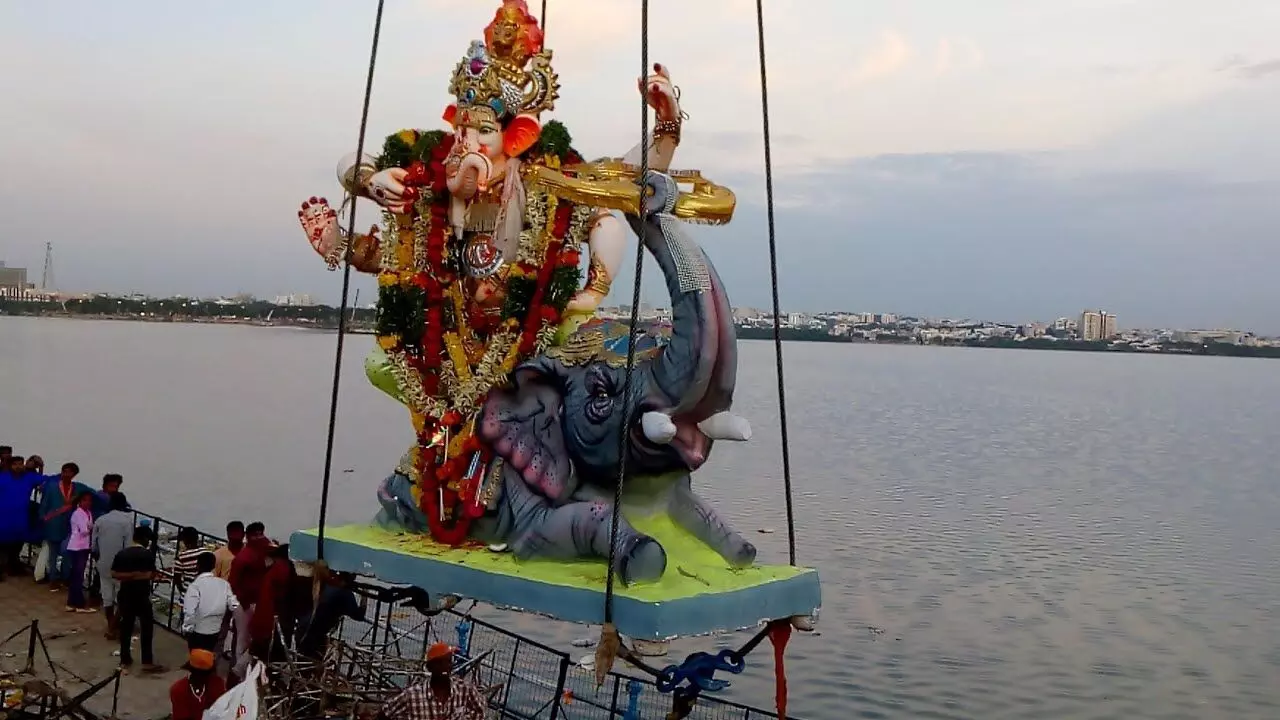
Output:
[2, 2, 1278, 332]
[3, 269, 1273, 339]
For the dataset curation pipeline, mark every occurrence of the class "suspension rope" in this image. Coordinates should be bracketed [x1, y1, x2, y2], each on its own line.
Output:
[315, 0, 387, 561]
[540, 0, 548, 38]
[603, 0, 651, 623]
[755, 0, 797, 566]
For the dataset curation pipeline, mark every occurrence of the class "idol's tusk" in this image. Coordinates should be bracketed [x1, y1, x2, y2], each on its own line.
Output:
[697, 411, 752, 441]
[641, 411, 677, 444]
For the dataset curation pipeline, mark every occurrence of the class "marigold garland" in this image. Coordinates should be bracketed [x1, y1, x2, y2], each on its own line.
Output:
[370, 125, 588, 547]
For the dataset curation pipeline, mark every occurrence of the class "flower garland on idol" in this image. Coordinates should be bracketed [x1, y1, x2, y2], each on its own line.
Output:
[372, 124, 586, 546]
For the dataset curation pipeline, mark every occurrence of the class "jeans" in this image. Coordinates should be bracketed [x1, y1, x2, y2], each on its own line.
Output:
[66, 549, 90, 608]
[118, 602, 154, 666]
[44, 539, 72, 584]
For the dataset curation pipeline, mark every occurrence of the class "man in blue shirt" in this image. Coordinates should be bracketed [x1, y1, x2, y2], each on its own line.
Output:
[92, 474, 126, 518]
[37, 462, 93, 589]
[1, 455, 44, 579]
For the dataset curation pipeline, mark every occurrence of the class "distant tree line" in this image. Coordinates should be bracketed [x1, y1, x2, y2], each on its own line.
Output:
[0, 296, 376, 327]
[965, 336, 1280, 358]
[6, 299, 1276, 358]
[735, 326, 850, 343]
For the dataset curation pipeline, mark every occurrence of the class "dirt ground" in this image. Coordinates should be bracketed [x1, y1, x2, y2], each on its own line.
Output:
[0, 572, 188, 720]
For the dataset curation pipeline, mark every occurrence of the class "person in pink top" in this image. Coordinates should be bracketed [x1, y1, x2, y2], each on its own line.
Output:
[65, 492, 96, 613]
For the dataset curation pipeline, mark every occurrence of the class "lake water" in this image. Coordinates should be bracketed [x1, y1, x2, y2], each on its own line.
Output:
[3, 316, 1279, 719]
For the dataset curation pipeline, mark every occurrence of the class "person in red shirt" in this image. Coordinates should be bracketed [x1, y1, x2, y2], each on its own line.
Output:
[169, 649, 227, 720]
[248, 543, 292, 662]
[227, 522, 268, 680]
[227, 522, 269, 607]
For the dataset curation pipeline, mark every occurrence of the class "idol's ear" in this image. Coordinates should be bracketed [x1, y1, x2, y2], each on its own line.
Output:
[503, 114, 542, 157]
[477, 369, 575, 505]
[442, 104, 459, 127]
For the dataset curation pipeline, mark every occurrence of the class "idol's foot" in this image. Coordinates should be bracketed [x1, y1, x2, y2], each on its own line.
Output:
[299, 197, 341, 261]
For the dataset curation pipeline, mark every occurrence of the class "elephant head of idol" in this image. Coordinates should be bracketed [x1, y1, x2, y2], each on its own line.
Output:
[441, 0, 558, 203]
[478, 172, 751, 503]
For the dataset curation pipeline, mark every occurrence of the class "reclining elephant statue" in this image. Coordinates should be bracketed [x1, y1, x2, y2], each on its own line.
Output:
[376, 172, 755, 584]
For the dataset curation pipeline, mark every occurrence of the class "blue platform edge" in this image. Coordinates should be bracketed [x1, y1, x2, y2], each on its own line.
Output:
[289, 529, 822, 641]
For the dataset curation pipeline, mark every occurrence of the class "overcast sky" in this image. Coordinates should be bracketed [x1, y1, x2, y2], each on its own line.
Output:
[1, 1, 1277, 331]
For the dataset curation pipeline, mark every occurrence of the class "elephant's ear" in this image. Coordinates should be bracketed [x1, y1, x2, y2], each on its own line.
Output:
[478, 371, 576, 505]
[503, 114, 542, 158]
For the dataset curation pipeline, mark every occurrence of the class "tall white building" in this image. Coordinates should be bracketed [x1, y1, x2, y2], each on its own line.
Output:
[1079, 310, 1118, 341]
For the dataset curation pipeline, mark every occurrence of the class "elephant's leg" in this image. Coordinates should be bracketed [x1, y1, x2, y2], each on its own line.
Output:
[668, 475, 757, 567]
[500, 466, 668, 584]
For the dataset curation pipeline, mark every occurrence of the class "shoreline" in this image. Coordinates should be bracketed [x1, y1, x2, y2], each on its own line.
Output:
[6, 311, 1279, 358]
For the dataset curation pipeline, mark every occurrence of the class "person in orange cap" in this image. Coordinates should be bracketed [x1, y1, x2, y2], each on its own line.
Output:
[169, 648, 227, 720]
[378, 642, 488, 720]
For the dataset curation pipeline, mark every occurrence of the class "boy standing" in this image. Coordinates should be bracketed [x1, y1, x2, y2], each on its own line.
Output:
[111, 525, 166, 673]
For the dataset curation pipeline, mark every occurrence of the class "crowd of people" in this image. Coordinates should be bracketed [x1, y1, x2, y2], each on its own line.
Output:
[1, 444, 494, 719]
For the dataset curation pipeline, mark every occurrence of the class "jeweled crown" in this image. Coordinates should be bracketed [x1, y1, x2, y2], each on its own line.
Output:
[448, 0, 560, 119]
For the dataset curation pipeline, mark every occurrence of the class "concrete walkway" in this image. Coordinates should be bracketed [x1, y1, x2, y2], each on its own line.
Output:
[0, 573, 188, 720]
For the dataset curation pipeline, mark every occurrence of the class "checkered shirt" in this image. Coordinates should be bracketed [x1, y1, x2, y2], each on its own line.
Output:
[381, 678, 489, 720]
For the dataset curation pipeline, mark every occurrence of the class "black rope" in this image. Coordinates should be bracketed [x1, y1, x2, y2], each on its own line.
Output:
[603, 0, 650, 622]
[621, 620, 777, 695]
[541, 0, 548, 37]
[754, 0, 797, 566]
[729, 622, 774, 662]
[316, 0, 386, 560]
[618, 648, 664, 679]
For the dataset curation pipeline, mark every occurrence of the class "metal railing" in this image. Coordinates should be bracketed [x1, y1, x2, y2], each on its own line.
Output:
[339, 587, 786, 720]
[124, 508, 227, 634]
[19, 497, 789, 720]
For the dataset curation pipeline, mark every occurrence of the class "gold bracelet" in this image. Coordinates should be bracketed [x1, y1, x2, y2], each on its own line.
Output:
[341, 165, 376, 195]
[654, 119, 682, 144]
[586, 255, 613, 295]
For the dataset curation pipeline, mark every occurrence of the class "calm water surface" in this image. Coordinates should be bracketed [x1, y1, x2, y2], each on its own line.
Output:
[3, 316, 1279, 719]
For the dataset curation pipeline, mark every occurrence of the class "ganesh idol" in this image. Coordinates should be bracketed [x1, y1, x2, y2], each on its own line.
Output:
[294, 0, 742, 556]
[300, 0, 684, 319]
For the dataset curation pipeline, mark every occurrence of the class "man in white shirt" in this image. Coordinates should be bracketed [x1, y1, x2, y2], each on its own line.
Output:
[91, 492, 134, 641]
[181, 552, 239, 652]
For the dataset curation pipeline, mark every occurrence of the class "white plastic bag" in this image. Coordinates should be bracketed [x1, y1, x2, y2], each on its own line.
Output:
[33, 544, 49, 583]
[204, 662, 264, 720]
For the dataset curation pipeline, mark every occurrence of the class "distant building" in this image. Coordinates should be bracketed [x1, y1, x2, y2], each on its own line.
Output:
[0, 262, 38, 301]
[1172, 329, 1257, 346]
[0, 262, 27, 289]
[1079, 310, 1118, 341]
[273, 293, 317, 307]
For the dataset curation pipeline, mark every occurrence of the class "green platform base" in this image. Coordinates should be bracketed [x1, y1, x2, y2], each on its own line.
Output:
[289, 514, 821, 640]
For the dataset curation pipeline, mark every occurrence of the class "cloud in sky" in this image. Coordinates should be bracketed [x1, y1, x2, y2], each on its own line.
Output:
[1218, 56, 1280, 80]
[0, 0, 1277, 331]
[844, 31, 913, 87]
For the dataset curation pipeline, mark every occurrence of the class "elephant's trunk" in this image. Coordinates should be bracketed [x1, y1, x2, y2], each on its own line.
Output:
[446, 151, 491, 200]
[626, 172, 737, 470]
